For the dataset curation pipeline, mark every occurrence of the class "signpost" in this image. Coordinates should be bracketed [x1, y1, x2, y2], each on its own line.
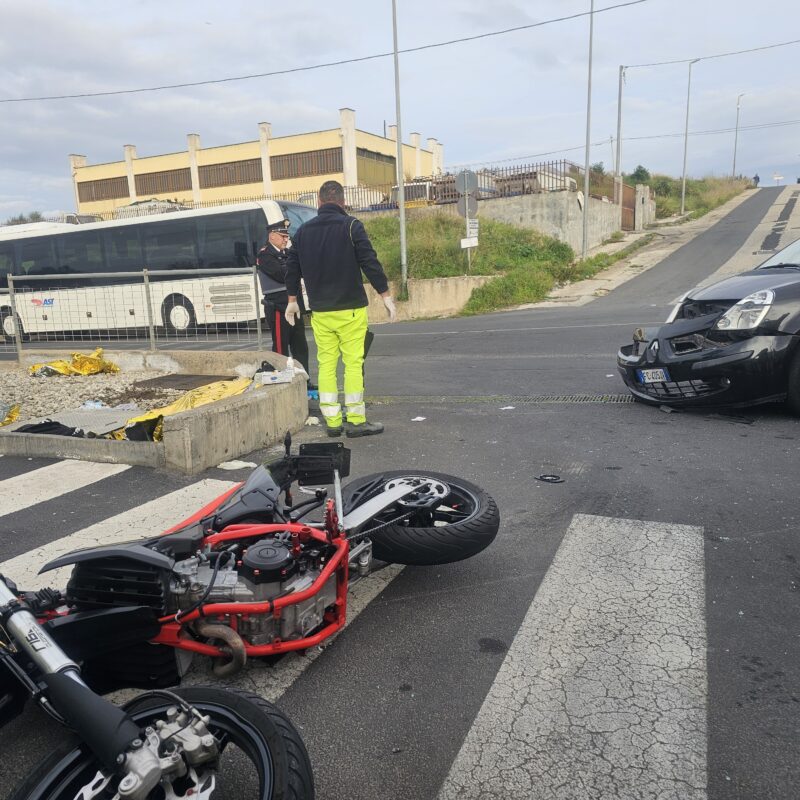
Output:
[456, 170, 480, 271]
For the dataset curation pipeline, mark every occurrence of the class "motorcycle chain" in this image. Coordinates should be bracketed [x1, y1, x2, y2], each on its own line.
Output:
[346, 510, 414, 542]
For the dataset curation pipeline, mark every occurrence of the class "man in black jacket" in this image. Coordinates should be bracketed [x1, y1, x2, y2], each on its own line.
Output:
[285, 180, 396, 437]
[257, 219, 310, 378]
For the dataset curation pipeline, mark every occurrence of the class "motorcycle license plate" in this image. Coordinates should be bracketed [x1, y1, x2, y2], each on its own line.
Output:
[636, 368, 670, 384]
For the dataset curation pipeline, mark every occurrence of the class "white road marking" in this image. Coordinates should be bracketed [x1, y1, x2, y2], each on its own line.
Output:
[0, 478, 236, 589]
[0, 460, 131, 518]
[439, 513, 707, 800]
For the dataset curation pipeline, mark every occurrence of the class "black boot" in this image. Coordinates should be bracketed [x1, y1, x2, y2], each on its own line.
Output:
[345, 421, 384, 438]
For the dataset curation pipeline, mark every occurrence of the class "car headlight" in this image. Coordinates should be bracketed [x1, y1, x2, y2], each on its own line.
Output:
[715, 289, 774, 330]
[666, 291, 690, 323]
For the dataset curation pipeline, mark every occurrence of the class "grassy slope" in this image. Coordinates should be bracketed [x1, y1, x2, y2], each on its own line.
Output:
[641, 175, 751, 219]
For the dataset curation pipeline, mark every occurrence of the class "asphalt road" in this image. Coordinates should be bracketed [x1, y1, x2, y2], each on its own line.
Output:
[1, 187, 797, 800]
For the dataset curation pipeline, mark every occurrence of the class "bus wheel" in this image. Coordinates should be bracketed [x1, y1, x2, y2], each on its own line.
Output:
[162, 295, 197, 334]
[1, 307, 24, 344]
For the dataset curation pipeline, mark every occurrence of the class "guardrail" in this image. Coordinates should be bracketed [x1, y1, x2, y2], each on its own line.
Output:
[1, 267, 266, 359]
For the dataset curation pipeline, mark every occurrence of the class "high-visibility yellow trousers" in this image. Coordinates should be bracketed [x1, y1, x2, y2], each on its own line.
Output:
[310, 307, 368, 428]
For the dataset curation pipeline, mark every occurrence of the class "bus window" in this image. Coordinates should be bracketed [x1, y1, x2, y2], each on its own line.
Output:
[142, 219, 198, 271]
[0, 243, 13, 289]
[57, 231, 104, 274]
[103, 227, 144, 271]
[197, 213, 249, 268]
[19, 238, 57, 275]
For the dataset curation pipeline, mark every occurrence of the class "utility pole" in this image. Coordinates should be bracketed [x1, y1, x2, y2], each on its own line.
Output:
[615, 65, 625, 206]
[391, 0, 408, 298]
[680, 58, 700, 216]
[732, 93, 744, 178]
[581, 0, 595, 260]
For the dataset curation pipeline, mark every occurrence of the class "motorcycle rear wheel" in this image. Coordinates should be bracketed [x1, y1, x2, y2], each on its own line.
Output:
[342, 470, 500, 566]
[8, 686, 313, 800]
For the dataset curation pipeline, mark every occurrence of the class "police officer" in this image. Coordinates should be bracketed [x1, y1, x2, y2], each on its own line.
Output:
[256, 219, 310, 378]
[285, 180, 396, 438]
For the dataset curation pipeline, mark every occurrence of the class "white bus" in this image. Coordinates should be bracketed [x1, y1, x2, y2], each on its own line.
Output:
[0, 199, 316, 342]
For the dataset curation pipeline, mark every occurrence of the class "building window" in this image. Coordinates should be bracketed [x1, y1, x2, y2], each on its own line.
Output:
[199, 159, 263, 189]
[135, 169, 192, 196]
[356, 148, 395, 165]
[271, 148, 343, 180]
[77, 176, 130, 203]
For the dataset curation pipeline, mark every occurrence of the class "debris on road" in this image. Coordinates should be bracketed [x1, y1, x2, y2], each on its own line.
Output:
[500, 405, 515, 410]
[217, 460, 258, 470]
[535, 474, 564, 484]
[411, 416, 426, 422]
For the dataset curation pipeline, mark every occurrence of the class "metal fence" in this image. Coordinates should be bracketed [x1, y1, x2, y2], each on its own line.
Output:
[1, 268, 268, 359]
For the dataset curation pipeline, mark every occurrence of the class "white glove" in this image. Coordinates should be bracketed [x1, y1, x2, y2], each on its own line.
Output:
[284, 301, 301, 326]
[383, 295, 397, 322]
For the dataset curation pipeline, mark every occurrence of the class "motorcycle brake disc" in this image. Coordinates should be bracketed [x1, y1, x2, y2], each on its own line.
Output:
[385, 477, 449, 509]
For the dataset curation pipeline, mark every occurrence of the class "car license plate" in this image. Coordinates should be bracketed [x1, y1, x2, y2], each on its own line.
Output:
[636, 368, 670, 384]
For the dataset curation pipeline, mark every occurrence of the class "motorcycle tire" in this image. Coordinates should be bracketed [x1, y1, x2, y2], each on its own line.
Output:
[8, 686, 313, 800]
[342, 470, 500, 566]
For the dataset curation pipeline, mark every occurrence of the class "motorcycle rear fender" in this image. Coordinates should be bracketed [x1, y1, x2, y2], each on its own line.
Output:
[44, 606, 161, 663]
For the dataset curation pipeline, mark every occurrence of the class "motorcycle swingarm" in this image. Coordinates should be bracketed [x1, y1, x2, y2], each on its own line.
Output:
[340, 481, 425, 531]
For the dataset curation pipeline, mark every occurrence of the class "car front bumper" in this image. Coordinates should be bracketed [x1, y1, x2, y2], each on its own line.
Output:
[617, 322, 793, 407]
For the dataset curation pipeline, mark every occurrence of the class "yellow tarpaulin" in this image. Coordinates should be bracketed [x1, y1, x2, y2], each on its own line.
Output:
[29, 348, 120, 377]
[123, 377, 253, 442]
[1, 403, 20, 427]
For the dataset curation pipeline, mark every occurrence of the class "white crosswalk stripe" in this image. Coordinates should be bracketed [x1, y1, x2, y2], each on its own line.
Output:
[0, 459, 130, 516]
[0, 478, 237, 590]
[439, 513, 707, 800]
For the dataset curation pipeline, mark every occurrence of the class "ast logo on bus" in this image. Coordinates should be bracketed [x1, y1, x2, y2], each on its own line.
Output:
[31, 298, 54, 306]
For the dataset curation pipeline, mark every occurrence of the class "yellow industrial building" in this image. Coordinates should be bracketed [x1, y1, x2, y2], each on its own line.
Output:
[69, 108, 444, 216]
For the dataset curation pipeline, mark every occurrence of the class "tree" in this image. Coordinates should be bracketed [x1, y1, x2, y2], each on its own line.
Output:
[590, 162, 605, 175]
[629, 165, 650, 183]
[4, 211, 43, 225]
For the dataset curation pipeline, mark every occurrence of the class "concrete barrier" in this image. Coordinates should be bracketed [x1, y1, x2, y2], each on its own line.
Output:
[366, 275, 496, 323]
[0, 350, 309, 474]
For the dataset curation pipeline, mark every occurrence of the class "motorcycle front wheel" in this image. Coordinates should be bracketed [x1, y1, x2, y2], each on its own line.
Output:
[9, 686, 314, 800]
[342, 470, 500, 566]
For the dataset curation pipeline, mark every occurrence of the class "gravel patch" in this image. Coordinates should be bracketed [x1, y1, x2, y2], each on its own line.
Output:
[1, 369, 186, 423]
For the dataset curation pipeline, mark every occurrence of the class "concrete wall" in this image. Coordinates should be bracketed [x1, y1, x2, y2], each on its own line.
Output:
[365, 275, 495, 323]
[478, 192, 622, 253]
[162, 374, 307, 475]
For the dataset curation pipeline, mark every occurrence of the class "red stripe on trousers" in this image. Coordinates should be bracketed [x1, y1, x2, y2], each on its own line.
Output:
[275, 310, 283, 353]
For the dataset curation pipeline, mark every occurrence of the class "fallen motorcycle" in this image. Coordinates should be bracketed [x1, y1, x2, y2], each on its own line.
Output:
[0, 439, 499, 796]
[0, 572, 314, 799]
[21, 438, 500, 682]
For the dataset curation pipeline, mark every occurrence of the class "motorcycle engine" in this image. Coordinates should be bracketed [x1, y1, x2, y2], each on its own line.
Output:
[168, 538, 337, 645]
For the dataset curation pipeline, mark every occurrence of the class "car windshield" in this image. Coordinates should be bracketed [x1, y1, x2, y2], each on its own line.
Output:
[757, 237, 800, 269]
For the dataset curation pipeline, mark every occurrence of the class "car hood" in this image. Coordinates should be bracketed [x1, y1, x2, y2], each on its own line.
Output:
[689, 269, 800, 302]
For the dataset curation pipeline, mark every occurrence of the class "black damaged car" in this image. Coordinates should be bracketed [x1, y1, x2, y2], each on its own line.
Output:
[618, 237, 800, 413]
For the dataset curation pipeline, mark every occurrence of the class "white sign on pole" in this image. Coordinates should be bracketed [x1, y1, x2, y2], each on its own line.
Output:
[460, 237, 479, 249]
[467, 218, 479, 238]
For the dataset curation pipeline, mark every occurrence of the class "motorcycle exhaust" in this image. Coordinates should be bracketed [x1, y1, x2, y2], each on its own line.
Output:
[193, 619, 247, 677]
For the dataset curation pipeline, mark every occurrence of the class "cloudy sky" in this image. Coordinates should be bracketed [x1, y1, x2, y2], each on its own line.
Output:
[1, 0, 798, 218]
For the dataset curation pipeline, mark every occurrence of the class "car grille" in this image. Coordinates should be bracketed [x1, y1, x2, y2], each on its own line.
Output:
[66, 557, 168, 613]
[636, 378, 721, 400]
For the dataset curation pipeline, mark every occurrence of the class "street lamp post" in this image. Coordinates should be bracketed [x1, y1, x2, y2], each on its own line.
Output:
[732, 93, 745, 178]
[581, 0, 595, 260]
[615, 65, 625, 207]
[680, 58, 700, 216]
[391, 0, 408, 299]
